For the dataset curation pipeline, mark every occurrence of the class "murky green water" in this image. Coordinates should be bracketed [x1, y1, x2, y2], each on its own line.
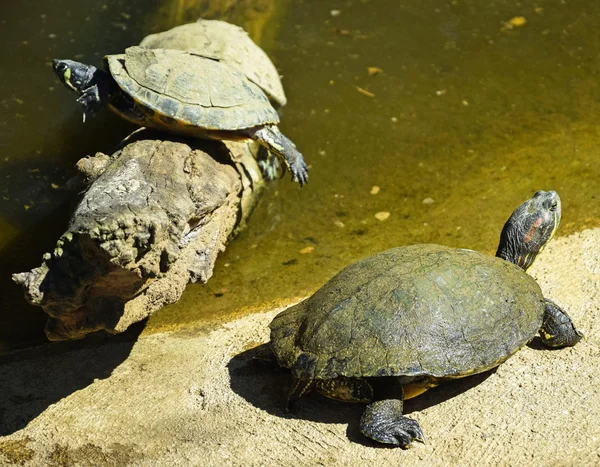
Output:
[2, 0, 600, 350]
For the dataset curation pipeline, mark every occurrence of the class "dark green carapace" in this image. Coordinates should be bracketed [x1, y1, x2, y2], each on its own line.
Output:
[272, 244, 542, 381]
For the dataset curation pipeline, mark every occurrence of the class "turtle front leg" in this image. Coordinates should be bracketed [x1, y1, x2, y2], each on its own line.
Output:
[360, 398, 425, 448]
[76, 84, 102, 122]
[540, 298, 583, 348]
[248, 125, 308, 186]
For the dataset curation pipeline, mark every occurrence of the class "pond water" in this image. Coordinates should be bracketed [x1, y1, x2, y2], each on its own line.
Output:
[2, 0, 600, 351]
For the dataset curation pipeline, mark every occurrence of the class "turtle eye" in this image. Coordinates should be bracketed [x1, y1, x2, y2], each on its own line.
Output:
[549, 202, 557, 212]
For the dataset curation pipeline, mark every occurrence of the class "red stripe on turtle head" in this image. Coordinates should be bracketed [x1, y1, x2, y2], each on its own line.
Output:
[524, 217, 543, 243]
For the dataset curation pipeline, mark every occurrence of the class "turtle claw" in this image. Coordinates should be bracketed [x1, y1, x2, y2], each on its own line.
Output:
[367, 416, 424, 448]
[290, 160, 308, 187]
[359, 399, 425, 448]
[389, 420, 425, 448]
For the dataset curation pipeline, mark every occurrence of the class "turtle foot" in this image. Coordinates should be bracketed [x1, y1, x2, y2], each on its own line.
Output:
[289, 158, 308, 187]
[249, 125, 308, 187]
[541, 298, 583, 348]
[359, 399, 425, 448]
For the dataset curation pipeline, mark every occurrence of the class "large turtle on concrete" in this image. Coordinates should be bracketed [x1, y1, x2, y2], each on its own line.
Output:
[139, 19, 287, 108]
[52, 47, 307, 186]
[269, 190, 582, 447]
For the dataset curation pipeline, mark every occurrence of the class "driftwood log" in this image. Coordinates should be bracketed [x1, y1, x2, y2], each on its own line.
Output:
[13, 133, 263, 340]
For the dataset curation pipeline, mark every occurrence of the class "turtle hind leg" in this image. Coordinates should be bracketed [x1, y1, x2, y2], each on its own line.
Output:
[360, 399, 425, 448]
[540, 298, 583, 348]
[286, 377, 313, 412]
[255, 145, 283, 181]
[248, 125, 308, 186]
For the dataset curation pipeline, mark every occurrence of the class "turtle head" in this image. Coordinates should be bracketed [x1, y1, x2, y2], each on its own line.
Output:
[53, 59, 111, 120]
[496, 190, 561, 271]
[53, 59, 97, 95]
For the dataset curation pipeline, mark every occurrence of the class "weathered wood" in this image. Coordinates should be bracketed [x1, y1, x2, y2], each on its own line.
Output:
[13, 134, 263, 340]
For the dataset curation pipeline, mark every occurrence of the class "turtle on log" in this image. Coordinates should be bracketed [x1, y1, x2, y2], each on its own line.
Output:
[52, 46, 307, 186]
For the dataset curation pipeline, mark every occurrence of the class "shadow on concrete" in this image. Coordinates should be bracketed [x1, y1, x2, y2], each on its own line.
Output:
[228, 344, 495, 446]
[0, 320, 144, 436]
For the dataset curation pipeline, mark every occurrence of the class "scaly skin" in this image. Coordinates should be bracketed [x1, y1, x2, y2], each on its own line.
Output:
[248, 126, 308, 186]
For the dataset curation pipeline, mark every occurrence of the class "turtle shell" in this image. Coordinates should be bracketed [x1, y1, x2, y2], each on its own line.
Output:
[270, 244, 544, 381]
[106, 46, 280, 132]
[139, 19, 287, 108]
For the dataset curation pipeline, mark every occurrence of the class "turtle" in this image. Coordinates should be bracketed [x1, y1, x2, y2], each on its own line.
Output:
[138, 20, 288, 179]
[269, 190, 582, 448]
[139, 19, 287, 108]
[52, 46, 308, 186]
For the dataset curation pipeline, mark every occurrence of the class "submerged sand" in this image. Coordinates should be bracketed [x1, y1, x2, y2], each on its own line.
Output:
[1, 229, 599, 466]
